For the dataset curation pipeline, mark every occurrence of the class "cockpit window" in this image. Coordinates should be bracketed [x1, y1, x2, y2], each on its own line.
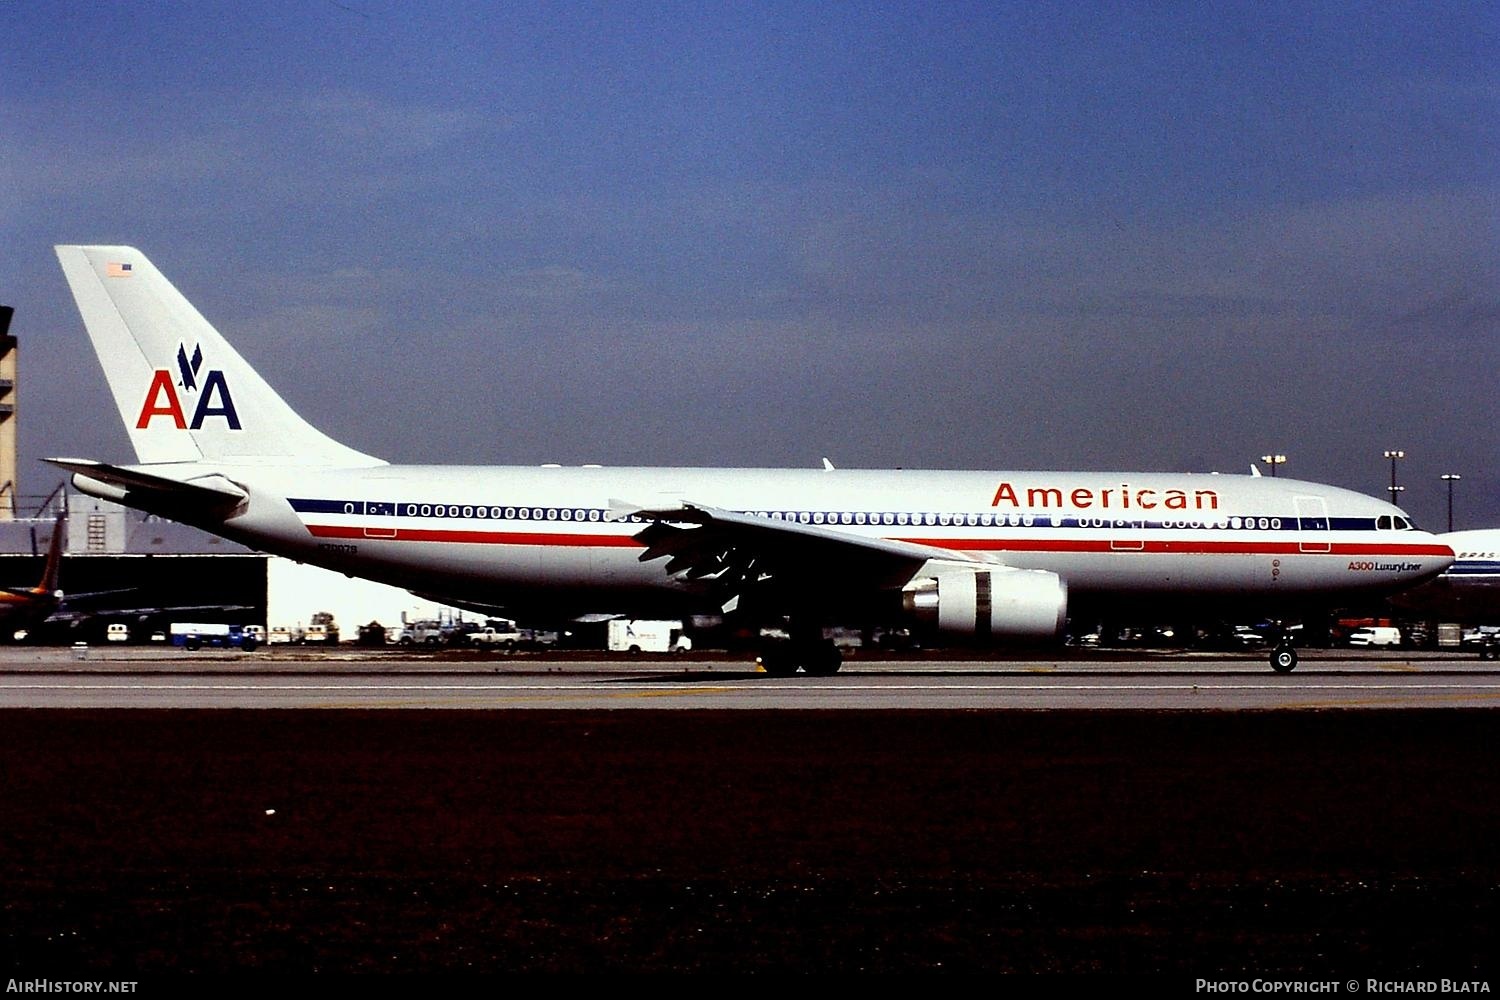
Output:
[1376, 514, 1418, 531]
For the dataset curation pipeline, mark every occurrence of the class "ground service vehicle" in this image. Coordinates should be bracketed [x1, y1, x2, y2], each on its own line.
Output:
[608, 619, 692, 654]
[470, 619, 525, 648]
[171, 622, 258, 651]
[396, 620, 444, 645]
[1347, 626, 1401, 647]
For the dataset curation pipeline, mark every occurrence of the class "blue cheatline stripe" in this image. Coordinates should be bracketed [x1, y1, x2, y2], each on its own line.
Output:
[1447, 561, 1500, 577]
[286, 497, 1389, 533]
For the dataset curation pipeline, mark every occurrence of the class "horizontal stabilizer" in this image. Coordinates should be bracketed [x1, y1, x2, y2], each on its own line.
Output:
[44, 458, 248, 519]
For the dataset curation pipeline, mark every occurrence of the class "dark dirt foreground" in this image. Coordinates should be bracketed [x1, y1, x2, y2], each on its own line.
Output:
[1, 709, 1497, 974]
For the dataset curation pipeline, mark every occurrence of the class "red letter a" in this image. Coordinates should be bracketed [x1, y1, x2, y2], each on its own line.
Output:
[135, 370, 187, 429]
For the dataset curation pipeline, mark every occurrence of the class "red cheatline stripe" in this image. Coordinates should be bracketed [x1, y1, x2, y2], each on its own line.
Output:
[901, 537, 1454, 557]
[304, 523, 1450, 558]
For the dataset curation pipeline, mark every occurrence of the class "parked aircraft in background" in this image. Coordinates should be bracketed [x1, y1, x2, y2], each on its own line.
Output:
[0, 511, 66, 634]
[0, 508, 252, 641]
[49, 245, 1454, 672]
[1391, 528, 1500, 623]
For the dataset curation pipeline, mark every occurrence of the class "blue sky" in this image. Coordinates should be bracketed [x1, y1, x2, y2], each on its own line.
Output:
[4, 1, 1497, 527]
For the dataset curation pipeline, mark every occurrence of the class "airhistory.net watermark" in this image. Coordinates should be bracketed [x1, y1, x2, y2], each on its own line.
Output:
[6, 982, 138, 994]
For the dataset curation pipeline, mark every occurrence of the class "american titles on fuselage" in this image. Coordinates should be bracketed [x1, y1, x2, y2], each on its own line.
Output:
[991, 481, 1218, 511]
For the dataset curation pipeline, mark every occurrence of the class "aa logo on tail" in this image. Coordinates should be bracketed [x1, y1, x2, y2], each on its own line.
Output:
[136, 343, 241, 430]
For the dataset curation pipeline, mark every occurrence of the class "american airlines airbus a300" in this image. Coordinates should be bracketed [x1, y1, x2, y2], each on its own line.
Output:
[49, 245, 1453, 673]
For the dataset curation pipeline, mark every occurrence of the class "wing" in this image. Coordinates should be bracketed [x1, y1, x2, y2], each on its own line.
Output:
[611, 499, 983, 613]
[47, 601, 255, 625]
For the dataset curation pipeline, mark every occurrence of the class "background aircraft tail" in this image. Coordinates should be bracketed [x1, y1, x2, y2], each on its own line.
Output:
[38, 510, 65, 596]
[54, 245, 383, 468]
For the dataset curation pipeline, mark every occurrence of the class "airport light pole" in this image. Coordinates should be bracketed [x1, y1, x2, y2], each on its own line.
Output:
[1260, 454, 1286, 478]
[1441, 473, 1461, 533]
[1384, 450, 1406, 501]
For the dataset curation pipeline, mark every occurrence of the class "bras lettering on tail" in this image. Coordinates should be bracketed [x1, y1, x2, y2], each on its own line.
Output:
[135, 342, 241, 430]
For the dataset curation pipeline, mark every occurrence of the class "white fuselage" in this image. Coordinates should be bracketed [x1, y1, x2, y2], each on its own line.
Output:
[185, 464, 1452, 620]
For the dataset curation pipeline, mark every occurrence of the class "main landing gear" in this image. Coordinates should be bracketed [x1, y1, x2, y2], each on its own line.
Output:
[758, 633, 843, 676]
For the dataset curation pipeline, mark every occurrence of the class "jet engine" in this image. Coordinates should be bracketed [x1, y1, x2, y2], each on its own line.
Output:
[901, 562, 1067, 639]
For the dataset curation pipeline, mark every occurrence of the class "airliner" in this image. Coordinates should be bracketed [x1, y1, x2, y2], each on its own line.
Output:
[0, 511, 66, 633]
[1391, 528, 1500, 624]
[49, 245, 1454, 673]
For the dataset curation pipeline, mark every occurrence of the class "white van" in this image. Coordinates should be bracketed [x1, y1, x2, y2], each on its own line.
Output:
[106, 623, 129, 643]
[1348, 626, 1401, 648]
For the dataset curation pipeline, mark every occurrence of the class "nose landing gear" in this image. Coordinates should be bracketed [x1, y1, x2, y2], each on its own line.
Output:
[1270, 644, 1298, 673]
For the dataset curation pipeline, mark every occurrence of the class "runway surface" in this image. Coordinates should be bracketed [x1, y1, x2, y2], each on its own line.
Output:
[2, 646, 1498, 709]
[3, 647, 1497, 976]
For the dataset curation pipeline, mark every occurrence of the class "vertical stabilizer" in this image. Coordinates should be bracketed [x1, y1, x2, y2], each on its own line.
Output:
[54, 246, 384, 468]
[37, 510, 64, 596]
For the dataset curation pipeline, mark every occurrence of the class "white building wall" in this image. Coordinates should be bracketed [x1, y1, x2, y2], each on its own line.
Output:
[265, 557, 468, 637]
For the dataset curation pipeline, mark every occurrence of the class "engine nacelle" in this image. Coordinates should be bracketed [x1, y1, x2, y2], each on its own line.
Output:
[901, 562, 1067, 639]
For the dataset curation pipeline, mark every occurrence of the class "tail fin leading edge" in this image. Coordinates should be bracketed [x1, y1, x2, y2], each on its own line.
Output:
[39, 510, 65, 596]
[54, 245, 384, 468]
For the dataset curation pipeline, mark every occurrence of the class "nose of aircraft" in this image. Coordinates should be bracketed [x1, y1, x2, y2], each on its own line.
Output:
[1409, 532, 1456, 581]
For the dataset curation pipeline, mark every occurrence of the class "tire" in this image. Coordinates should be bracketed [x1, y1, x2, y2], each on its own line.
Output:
[801, 640, 843, 676]
[759, 648, 797, 676]
[1270, 646, 1297, 673]
[241, 638, 258, 652]
[184, 637, 201, 652]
